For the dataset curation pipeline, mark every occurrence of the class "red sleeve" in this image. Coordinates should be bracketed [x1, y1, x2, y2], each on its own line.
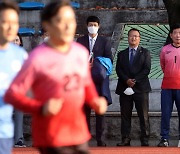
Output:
[85, 80, 98, 105]
[4, 89, 42, 114]
[4, 56, 43, 114]
[84, 63, 99, 108]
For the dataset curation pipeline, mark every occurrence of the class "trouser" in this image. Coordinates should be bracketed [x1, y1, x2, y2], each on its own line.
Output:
[14, 109, 24, 143]
[119, 92, 150, 141]
[0, 138, 13, 154]
[160, 89, 180, 140]
[84, 104, 105, 142]
[39, 142, 89, 154]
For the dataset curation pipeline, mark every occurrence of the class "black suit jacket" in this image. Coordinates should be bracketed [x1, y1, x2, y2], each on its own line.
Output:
[77, 35, 112, 60]
[115, 46, 151, 94]
[77, 35, 112, 105]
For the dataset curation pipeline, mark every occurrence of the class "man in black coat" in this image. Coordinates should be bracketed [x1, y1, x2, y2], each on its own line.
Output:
[115, 28, 151, 146]
[77, 16, 112, 146]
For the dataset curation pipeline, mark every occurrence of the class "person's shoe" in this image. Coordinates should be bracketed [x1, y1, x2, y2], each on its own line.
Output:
[117, 138, 131, 146]
[97, 141, 106, 147]
[14, 138, 26, 147]
[141, 140, 149, 146]
[157, 139, 169, 147]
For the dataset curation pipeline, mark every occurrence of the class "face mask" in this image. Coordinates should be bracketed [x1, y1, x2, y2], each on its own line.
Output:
[88, 26, 99, 34]
[124, 87, 134, 95]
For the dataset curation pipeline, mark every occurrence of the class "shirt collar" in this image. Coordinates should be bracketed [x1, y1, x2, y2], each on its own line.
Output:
[129, 46, 138, 52]
[171, 43, 180, 48]
[88, 34, 98, 42]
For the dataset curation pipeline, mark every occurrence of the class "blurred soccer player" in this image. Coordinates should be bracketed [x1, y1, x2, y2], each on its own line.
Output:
[0, 1, 27, 154]
[4, 1, 107, 154]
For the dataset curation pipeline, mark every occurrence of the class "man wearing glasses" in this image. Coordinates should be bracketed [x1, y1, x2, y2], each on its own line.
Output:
[115, 28, 151, 146]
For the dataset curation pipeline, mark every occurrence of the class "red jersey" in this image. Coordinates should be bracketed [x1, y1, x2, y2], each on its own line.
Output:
[4, 42, 98, 147]
[160, 44, 180, 89]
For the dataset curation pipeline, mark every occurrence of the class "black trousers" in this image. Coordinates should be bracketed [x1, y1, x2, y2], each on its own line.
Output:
[39, 142, 89, 154]
[84, 104, 105, 142]
[119, 92, 150, 141]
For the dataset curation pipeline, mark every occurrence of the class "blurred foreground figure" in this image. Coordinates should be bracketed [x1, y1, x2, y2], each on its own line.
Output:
[4, 1, 107, 154]
[0, 1, 27, 154]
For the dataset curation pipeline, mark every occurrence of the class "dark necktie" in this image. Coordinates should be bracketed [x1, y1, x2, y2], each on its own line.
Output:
[129, 48, 135, 65]
[89, 38, 94, 53]
[89, 38, 94, 62]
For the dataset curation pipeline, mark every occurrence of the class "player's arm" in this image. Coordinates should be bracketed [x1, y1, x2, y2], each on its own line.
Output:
[85, 79, 107, 115]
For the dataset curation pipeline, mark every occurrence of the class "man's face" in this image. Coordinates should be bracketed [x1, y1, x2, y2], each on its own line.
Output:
[87, 22, 99, 28]
[44, 6, 76, 44]
[128, 30, 140, 47]
[170, 28, 180, 45]
[0, 9, 19, 43]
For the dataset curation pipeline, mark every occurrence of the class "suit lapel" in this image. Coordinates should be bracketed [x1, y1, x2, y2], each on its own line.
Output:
[133, 46, 142, 65]
[124, 48, 131, 69]
[84, 35, 90, 53]
[92, 35, 99, 53]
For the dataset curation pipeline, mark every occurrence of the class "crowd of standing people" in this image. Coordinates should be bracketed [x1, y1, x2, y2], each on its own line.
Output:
[0, 0, 180, 154]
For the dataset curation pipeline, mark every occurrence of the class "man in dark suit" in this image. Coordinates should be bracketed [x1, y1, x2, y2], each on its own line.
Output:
[115, 28, 151, 146]
[77, 16, 112, 146]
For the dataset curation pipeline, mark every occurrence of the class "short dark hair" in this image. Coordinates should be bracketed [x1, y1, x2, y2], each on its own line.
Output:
[41, 0, 71, 22]
[170, 23, 180, 33]
[128, 28, 140, 36]
[86, 16, 100, 25]
[0, 1, 19, 14]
